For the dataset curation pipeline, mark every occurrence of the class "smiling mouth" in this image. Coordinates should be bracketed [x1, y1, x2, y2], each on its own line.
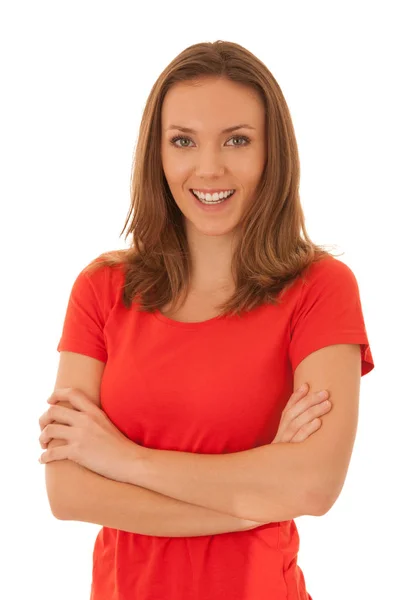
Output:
[190, 189, 236, 203]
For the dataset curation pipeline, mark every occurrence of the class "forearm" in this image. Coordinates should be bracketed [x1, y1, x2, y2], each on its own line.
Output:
[56, 463, 264, 537]
[129, 442, 317, 523]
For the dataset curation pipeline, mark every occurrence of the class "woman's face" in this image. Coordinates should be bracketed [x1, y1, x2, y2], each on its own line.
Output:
[161, 77, 266, 238]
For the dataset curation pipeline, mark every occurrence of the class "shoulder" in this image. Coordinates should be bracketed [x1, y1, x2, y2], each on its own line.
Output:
[289, 255, 365, 329]
[300, 255, 359, 293]
[72, 251, 127, 316]
[281, 256, 357, 309]
[303, 255, 355, 279]
[83, 251, 126, 289]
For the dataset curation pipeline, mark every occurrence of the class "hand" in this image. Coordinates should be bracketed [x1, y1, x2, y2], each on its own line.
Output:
[272, 383, 331, 444]
[38, 388, 146, 483]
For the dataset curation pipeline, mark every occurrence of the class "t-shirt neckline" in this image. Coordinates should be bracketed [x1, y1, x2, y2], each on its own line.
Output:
[152, 308, 225, 328]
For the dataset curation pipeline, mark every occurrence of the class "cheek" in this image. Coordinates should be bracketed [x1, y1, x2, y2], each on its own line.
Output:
[223, 152, 264, 184]
[162, 155, 191, 183]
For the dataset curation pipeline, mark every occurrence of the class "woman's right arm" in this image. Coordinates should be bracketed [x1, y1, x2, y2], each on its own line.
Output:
[48, 444, 260, 537]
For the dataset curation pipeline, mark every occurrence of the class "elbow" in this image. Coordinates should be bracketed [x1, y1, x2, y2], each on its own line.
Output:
[43, 438, 77, 520]
[304, 478, 343, 516]
[302, 488, 331, 516]
[312, 495, 338, 516]
[51, 505, 68, 520]
[50, 494, 70, 520]
[44, 461, 77, 520]
[45, 470, 69, 520]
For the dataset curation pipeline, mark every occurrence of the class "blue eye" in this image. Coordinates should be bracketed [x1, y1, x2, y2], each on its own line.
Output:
[169, 135, 251, 148]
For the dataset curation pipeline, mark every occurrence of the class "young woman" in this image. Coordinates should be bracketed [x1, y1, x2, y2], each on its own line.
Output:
[38, 40, 374, 600]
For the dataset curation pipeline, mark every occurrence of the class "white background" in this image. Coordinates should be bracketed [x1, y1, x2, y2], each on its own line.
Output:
[1, 1, 397, 598]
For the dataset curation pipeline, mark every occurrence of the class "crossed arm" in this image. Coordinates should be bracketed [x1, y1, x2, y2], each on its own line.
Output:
[47, 440, 264, 537]
[47, 344, 361, 534]
[47, 436, 315, 536]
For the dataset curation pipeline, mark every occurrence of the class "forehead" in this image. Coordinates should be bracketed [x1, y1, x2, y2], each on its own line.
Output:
[161, 78, 264, 130]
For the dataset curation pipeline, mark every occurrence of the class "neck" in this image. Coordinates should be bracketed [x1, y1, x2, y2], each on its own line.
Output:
[186, 225, 236, 293]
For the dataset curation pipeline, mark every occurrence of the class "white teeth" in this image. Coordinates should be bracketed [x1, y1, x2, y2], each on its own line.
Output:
[192, 189, 235, 202]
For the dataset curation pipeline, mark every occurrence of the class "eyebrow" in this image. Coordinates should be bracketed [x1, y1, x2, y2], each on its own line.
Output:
[165, 123, 256, 134]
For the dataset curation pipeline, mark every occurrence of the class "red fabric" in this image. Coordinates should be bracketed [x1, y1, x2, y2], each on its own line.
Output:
[57, 254, 374, 599]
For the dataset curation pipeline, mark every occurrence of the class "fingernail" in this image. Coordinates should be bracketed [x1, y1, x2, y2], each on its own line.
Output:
[298, 384, 307, 392]
[318, 391, 328, 400]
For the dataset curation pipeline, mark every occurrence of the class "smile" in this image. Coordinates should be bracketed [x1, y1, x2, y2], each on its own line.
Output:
[191, 189, 236, 203]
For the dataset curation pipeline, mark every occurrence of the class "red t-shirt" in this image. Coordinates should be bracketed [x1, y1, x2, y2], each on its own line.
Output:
[57, 254, 374, 600]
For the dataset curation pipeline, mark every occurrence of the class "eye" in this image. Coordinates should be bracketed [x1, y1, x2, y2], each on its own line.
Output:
[170, 136, 193, 148]
[227, 135, 250, 146]
[169, 135, 251, 149]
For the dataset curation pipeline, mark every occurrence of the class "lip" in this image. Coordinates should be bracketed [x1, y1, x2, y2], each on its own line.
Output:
[190, 188, 236, 194]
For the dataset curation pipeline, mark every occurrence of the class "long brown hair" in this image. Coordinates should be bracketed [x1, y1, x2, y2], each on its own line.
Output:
[84, 40, 341, 316]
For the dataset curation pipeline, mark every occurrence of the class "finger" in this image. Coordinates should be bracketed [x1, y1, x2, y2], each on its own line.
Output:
[39, 444, 69, 464]
[291, 418, 321, 443]
[39, 405, 77, 431]
[47, 389, 74, 404]
[283, 384, 309, 413]
[286, 390, 330, 422]
[283, 387, 314, 420]
[39, 423, 72, 446]
[39, 416, 46, 431]
[39, 412, 52, 431]
[47, 405, 78, 425]
[47, 388, 94, 414]
[289, 398, 331, 434]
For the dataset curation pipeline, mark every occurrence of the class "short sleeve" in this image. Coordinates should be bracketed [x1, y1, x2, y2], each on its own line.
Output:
[56, 264, 108, 363]
[289, 258, 374, 377]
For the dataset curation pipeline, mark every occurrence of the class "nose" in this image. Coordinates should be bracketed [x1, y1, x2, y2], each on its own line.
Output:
[194, 147, 225, 178]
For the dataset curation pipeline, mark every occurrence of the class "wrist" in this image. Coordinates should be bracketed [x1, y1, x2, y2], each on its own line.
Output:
[123, 442, 151, 486]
